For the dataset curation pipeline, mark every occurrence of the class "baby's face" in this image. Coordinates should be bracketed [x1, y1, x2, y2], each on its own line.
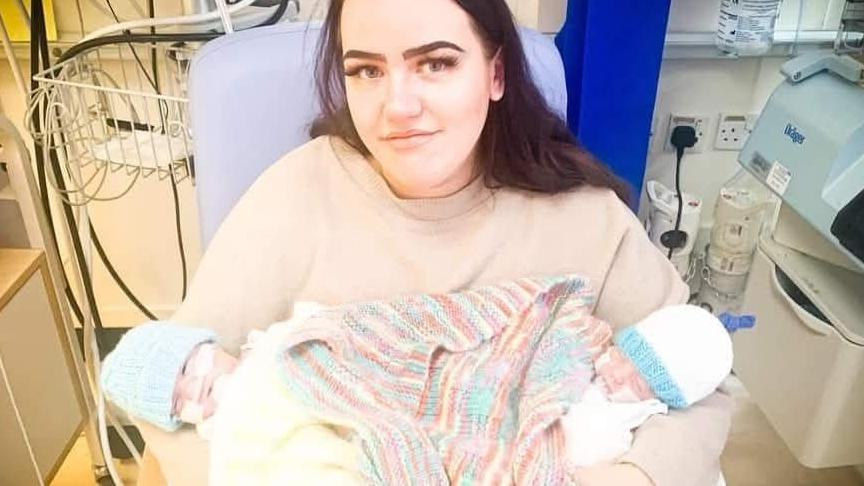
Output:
[173, 344, 238, 423]
[596, 347, 655, 402]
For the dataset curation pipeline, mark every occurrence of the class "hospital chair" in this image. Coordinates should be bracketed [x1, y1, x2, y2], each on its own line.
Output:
[159, 19, 726, 486]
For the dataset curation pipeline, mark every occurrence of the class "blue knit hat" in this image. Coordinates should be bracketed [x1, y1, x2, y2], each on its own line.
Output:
[100, 323, 217, 431]
[613, 305, 733, 409]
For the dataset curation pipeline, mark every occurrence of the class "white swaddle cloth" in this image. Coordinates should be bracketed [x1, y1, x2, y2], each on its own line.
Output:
[560, 381, 668, 467]
[208, 302, 361, 486]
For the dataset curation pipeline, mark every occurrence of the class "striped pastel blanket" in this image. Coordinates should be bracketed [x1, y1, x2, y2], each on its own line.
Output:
[277, 276, 608, 485]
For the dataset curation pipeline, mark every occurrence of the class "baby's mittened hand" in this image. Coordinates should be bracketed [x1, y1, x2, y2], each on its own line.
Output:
[572, 463, 654, 486]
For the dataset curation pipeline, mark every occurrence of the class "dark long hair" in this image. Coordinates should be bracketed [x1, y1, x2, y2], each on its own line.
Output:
[310, 0, 631, 204]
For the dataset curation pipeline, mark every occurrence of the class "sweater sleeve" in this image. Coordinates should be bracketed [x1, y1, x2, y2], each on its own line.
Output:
[594, 200, 733, 486]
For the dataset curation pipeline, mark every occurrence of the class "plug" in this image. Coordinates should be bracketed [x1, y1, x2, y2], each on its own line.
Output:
[670, 125, 698, 159]
[661, 125, 699, 256]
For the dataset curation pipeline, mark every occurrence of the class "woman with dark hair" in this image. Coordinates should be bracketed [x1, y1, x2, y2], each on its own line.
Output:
[311, 0, 631, 202]
[135, 0, 731, 484]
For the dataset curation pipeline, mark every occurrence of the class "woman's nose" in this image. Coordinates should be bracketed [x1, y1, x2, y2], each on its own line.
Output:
[383, 72, 422, 121]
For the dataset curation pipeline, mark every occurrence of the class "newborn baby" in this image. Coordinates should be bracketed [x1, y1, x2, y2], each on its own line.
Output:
[100, 302, 324, 437]
[101, 303, 362, 485]
[100, 324, 234, 435]
[561, 304, 733, 467]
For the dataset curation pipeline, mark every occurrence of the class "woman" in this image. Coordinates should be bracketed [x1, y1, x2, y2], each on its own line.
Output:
[136, 0, 731, 484]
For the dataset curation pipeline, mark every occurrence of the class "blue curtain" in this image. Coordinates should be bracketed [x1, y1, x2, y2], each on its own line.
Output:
[555, 0, 672, 207]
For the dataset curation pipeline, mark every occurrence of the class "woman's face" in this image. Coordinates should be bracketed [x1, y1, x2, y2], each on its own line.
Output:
[340, 0, 505, 199]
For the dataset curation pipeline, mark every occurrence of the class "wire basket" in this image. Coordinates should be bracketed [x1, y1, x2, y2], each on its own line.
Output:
[27, 42, 199, 203]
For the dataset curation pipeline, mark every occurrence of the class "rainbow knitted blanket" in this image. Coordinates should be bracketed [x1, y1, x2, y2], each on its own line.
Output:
[277, 276, 605, 485]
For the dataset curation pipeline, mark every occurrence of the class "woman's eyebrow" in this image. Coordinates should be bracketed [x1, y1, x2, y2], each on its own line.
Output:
[343, 50, 386, 62]
[343, 41, 465, 62]
[402, 41, 465, 59]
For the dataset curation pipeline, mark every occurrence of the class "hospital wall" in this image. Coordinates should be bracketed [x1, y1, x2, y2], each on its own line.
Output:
[0, 0, 849, 326]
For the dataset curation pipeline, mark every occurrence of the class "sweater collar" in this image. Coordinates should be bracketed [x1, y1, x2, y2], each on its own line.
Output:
[330, 136, 492, 221]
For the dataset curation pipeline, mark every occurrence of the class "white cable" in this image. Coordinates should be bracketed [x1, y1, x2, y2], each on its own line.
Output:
[167, 5, 286, 34]
[64, 178, 141, 475]
[49, 159, 124, 486]
[77, 199, 125, 486]
[93, 347, 126, 486]
[791, 0, 805, 56]
[74, 0, 87, 39]
[59, 98, 144, 479]
[213, 0, 235, 34]
[0, 10, 29, 105]
[81, 0, 257, 42]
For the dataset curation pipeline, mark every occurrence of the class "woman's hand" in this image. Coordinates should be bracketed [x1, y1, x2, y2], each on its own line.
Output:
[573, 463, 654, 486]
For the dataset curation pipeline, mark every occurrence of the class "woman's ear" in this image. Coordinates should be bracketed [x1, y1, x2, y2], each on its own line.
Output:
[490, 48, 505, 101]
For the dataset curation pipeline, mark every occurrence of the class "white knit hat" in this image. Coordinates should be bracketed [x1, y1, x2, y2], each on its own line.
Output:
[613, 305, 733, 408]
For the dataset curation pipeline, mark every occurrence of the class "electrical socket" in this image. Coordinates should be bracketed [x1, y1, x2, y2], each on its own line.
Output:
[714, 113, 756, 151]
[664, 114, 710, 153]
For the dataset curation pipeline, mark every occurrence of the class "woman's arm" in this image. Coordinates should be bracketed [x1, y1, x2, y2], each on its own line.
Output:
[589, 203, 733, 486]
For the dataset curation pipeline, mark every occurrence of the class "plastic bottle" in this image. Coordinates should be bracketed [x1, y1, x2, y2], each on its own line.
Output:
[716, 0, 783, 56]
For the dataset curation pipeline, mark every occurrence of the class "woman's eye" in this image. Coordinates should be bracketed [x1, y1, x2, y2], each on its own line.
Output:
[361, 67, 382, 79]
[345, 66, 383, 79]
[428, 60, 446, 72]
[420, 56, 457, 74]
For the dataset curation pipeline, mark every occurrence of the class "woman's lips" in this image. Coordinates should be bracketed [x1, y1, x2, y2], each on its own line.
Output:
[383, 130, 439, 150]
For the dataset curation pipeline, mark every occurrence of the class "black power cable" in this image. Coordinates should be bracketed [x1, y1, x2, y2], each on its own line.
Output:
[31, 0, 106, 340]
[168, 168, 188, 299]
[27, 0, 85, 325]
[664, 125, 698, 260]
[100, 0, 189, 307]
[146, 0, 189, 299]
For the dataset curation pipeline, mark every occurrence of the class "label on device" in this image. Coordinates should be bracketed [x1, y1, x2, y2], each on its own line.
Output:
[767, 161, 792, 195]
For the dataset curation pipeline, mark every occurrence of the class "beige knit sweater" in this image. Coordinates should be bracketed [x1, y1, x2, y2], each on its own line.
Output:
[136, 136, 731, 486]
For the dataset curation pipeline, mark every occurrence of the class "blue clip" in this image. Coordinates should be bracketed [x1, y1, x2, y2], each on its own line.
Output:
[719, 313, 756, 333]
